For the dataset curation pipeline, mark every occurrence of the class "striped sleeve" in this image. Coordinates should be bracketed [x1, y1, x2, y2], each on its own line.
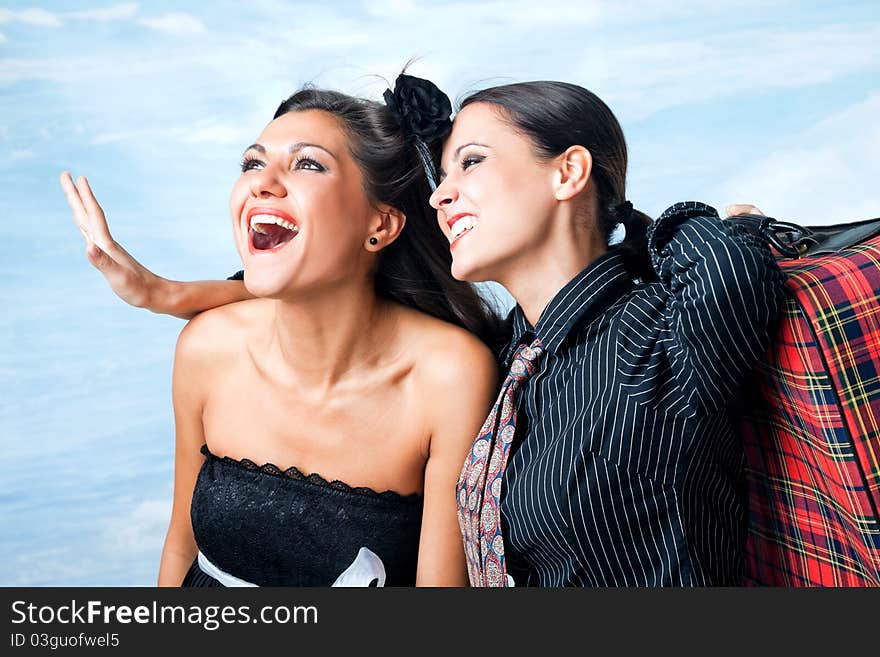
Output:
[648, 202, 787, 414]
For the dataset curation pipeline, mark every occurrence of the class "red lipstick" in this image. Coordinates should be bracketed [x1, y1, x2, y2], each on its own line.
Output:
[247, 206, 297, 224]
[446, 212, 473, 229]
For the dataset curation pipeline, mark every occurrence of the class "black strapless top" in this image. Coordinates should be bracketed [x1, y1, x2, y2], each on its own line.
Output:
[183, 444, 423, 586]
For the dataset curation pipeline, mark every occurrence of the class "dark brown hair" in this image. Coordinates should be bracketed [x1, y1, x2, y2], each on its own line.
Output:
[461, 82, 656, 282]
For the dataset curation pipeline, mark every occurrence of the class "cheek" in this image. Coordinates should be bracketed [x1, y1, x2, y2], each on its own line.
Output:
[304, 195, 369, 263]
[228, 180, 251, 259]
[473, 173, 538, 236]
[323, 185, 371, 235]
[229, 180, 248, 222]
[461, 174, 555, 269]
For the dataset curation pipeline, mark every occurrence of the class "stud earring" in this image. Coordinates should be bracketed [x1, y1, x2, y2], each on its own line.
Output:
[369, 237, 378, 245]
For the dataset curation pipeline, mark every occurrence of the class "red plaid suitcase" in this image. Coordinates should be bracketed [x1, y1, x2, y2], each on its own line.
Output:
[740, 216, 880, 586]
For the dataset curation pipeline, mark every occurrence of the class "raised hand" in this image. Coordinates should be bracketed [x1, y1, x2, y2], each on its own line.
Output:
[60, 171, 165, 310]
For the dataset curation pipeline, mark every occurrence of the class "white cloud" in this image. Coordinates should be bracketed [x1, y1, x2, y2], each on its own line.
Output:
[366, 0, 603, 26]
[0, 8, 62, 27]
[66, 3, 141, 22]
[184, 121, 248, 145]
[8, 546, 89, 586]
[0, 51, 214, 85]
[91, 118, 247, 146]
[90, 127, 171, 146]
[0, 4, 139, 30]
[365, 0, 418, 14]
[105, 496, 171, 553]
[1, 6, 875, 124]
[257, 7, 878, 122]
[10, 149, 33, 160]
[716, 93, 880, 225]
[586, 23, 880, 121]
[0, 31, 6, 43]
[138, 12, 207, 36]
[0, 57, 77, 84]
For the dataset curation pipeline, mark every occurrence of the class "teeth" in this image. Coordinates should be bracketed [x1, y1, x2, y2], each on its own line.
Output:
[249, 214, 299, 233]
[450, 216, 475, 239]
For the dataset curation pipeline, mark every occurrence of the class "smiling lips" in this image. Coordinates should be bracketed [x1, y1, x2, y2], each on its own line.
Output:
[244, 207, 474, 253]
[447, 213, 476, 248]
[246, 207, 300, 253]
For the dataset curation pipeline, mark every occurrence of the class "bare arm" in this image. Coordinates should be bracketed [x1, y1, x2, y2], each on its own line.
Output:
[60, 172, 253, 319]
[157, 319, 211, 586]
[159, 278, 253, 321]
[415, 336, 500, 587]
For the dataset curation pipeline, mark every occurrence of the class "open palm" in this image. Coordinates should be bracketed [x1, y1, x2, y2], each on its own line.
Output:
[60, 172, 162, 310]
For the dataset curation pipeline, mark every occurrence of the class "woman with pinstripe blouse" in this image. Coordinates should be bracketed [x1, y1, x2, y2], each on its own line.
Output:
[431, 82, 788, 586]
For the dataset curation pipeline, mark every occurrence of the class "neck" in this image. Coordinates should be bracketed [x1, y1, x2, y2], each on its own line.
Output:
[267, 277, 396, 392]
[501, 222, 607, 327]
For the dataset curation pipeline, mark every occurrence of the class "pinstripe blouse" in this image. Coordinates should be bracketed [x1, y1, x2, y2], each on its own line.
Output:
[498, 202, 786, 586]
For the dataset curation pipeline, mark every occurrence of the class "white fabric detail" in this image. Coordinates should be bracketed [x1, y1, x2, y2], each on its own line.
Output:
[197, 546, 386, 587]
[331, 547, 386, 587]
[197, 551, 258, 587]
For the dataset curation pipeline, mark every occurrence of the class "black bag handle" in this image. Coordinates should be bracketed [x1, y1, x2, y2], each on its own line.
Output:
[728, 213, 880, 259]
[727, 213, 816, 258]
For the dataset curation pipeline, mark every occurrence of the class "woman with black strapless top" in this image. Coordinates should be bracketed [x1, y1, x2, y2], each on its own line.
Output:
[61, 76, 500, 587]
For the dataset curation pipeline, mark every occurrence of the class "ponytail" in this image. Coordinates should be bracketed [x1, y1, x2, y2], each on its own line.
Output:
[613, 203, 657, 283]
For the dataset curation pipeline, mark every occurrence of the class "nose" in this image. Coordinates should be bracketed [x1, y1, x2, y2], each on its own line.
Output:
[248, 164, 287, 199]
[429, 175, 457, 211]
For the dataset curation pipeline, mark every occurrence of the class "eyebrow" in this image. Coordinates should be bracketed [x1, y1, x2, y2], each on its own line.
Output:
[454, 141, 490, 159]
[438, 142, 491, 179]
[241, 142, 338, 160]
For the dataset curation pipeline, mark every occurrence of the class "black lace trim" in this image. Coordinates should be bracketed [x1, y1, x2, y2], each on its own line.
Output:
[200, 444, 422, 504]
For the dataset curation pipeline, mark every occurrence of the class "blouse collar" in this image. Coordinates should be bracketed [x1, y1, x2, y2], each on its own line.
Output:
[501, 248, 634, 365]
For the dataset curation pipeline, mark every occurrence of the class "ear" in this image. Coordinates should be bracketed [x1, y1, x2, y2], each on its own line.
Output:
[365, 204, 406, 251]
[553, 145, 592, 201]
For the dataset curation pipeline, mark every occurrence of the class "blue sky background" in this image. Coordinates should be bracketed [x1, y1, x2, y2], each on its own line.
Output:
[1, 1, 878, 585]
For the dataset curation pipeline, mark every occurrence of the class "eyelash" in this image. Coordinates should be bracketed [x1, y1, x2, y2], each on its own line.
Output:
[461, 155, 484, 170]
[239, 154, 326, 173]
[294, 156, 325, 172]
[240, 154, 263, 172]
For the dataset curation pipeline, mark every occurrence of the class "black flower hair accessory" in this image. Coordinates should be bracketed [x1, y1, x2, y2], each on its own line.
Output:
[383, 73, 453, 141]
[383, 73, 452, 190]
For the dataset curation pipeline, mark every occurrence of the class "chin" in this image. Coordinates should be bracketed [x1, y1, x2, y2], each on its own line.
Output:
[241, 265, 297, 299]
[243, 279, 282, 300]
[449, 255, 470, 281]
[450, 256, 489, 283]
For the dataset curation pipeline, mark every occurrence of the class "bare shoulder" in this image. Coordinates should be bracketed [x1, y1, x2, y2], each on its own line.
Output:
[396, 305, 500, 398]
[175, 297, 272, 364]
[394, 306, 499, 469]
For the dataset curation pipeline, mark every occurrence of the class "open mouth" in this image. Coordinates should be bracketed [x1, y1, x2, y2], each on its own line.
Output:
[248, 212, 299, 252]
